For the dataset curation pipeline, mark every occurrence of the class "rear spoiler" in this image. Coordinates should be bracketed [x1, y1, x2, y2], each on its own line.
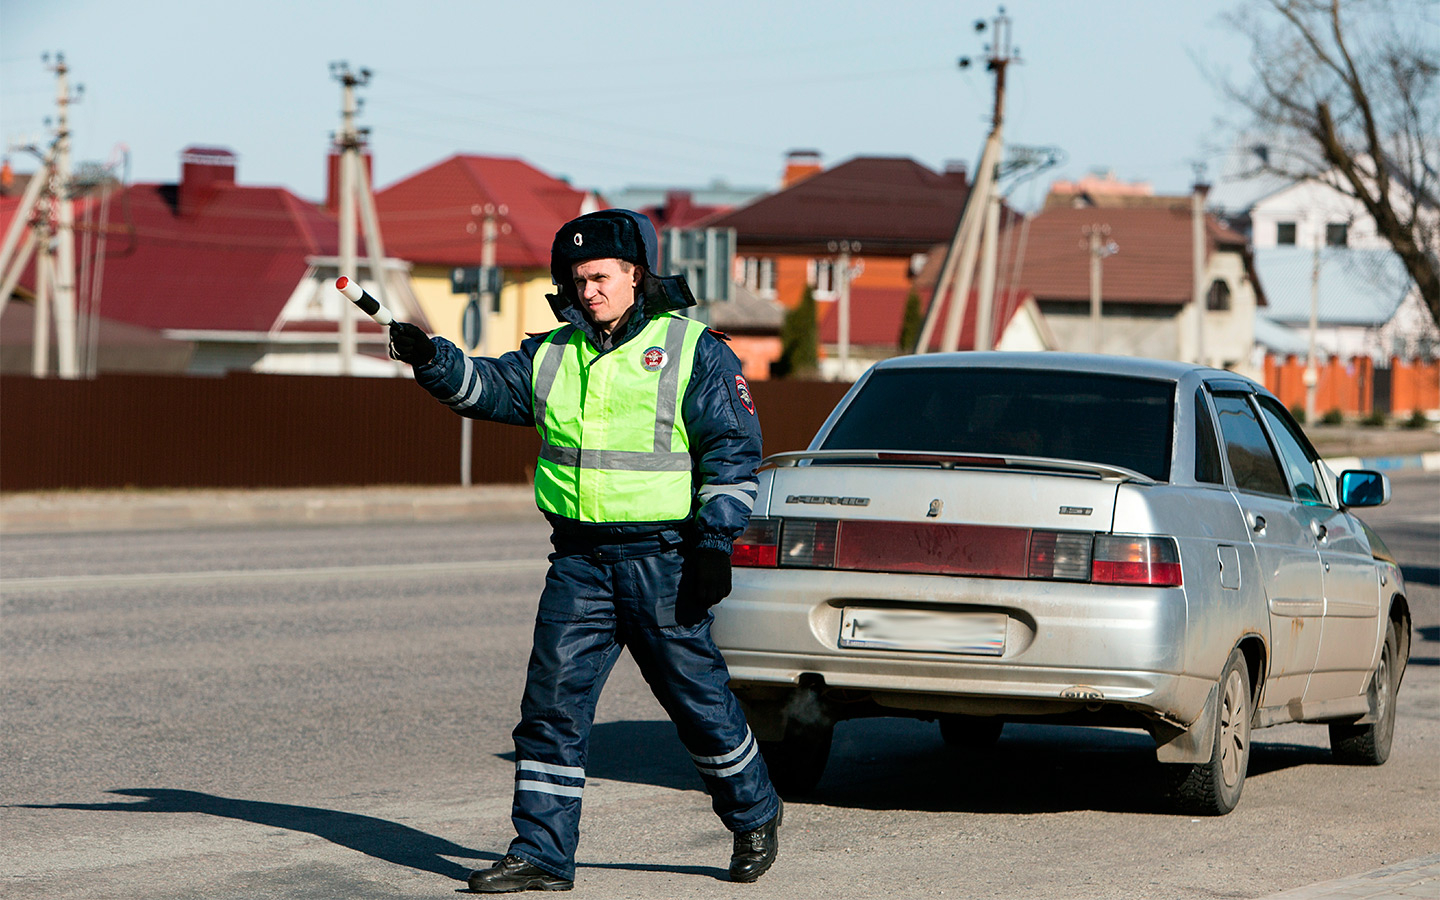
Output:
[759, 449, 1155, 485]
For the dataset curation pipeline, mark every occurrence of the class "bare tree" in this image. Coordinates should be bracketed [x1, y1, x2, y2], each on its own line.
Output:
[1224, 0, 1439, 325]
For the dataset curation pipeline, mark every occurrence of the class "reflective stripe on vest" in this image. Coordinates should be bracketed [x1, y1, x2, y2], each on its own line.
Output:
[531, 314, 706, 522]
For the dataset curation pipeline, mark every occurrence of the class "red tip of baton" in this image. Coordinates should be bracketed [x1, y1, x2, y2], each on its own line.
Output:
[335, 277, 349, 290]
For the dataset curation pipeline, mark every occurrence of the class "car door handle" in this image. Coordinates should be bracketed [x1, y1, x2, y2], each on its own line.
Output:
[1311, 522, 1328, 542]
[1250, 514, 1266, 534]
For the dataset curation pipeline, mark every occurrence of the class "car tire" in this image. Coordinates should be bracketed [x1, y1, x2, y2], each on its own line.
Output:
[938, 714, 1004, 752]
[758, 721, 833, 797]
[1329, 618, 1398, 766]
[1168, 647, 1251, 816]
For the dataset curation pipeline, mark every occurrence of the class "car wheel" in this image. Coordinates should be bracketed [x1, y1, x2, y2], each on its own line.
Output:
[938, 714, 1004, 752]
[1169, 647, 1251, 816]
[758, 721, 833, 797]
[1329, 618, 1398, 766]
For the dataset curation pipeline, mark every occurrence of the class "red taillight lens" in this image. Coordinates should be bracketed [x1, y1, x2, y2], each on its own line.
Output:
[1027, 531, 1093, 581]
[731, 517, 780, 567]
[779, 519, 839, 568]
[1091, 535, 1183, 586]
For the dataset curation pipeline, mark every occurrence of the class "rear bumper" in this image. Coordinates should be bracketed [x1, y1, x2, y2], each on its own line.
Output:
[713, 567, 1217, 726]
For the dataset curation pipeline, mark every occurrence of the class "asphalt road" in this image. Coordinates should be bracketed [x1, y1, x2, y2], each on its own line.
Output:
[2, 472, 1436, 899]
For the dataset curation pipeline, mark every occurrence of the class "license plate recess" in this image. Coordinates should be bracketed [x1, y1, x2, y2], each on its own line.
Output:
[839, 607, 1006, 656]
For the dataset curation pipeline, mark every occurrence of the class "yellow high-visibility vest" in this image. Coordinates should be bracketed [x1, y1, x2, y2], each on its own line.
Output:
[531, 313, 707, 522]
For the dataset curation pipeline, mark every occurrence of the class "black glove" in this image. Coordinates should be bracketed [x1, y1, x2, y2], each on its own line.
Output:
[388, 321, 435, 367]
[684, 547, 733, 610]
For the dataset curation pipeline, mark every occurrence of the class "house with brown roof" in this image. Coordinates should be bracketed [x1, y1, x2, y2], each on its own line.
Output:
[1009, 201, 1261, 371]
[373, 154, 601, 357]
[1, 146, 423, 376]
[705, 153, 974, 378]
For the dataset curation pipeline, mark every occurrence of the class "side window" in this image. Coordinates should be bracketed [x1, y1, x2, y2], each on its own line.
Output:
[1194, 388, 1225, 484]
[1212, 394, 1289, 497]
[1256, 396, 1327, 505]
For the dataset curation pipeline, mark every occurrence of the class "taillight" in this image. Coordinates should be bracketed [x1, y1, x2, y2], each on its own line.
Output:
[1091, 535, 1183, 586]
[731, 517, 780, 567]
[780, 519, 839, 568]
[1027, 531, 1093, 581]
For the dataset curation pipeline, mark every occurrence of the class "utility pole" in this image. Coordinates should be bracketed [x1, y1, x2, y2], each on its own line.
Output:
[1305, 235, 1321, 423]
[919, 7, 1019, 354]
[0, 54, 83, 378]
[50, 53, 80, 379]
[330, 61, 388, 376]
[1083, 224, 1116, 354]
[460, 203, 507, 487]
[1191, 165, 1210, 366]
[830, 241, 863, 378]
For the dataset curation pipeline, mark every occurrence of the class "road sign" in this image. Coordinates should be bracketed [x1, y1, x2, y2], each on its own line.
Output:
[661, 227, 735, 303]
[462, 296, 484, 352]
[452, 266, 502, 296]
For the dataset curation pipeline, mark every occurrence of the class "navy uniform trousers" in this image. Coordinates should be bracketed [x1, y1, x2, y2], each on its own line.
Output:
[506, 533, 780, 880]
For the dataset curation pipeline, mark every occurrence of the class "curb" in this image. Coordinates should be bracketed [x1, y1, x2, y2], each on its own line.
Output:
[1256, 853, 1440, 899]
[1324, 451, 1440, 474]
[0, 485, 541, 536]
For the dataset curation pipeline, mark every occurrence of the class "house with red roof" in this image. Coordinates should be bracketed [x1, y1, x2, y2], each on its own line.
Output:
[373, 154, 601, 356]
[705, 153, 980, 378]
[1, 146, 424, 376]
[1009, 200, 1261, 371]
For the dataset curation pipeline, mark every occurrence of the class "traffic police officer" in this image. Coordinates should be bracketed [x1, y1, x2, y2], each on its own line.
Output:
[388, 209, 782, 892]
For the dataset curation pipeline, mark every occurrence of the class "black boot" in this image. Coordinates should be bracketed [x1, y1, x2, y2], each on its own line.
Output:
[728, 801, 782, 883]
[467, 855, 573, 893]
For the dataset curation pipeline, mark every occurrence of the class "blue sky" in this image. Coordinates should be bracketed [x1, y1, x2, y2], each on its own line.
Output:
[4, 1, 1265, 211]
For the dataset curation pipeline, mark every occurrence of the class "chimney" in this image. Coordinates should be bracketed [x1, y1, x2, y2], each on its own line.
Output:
[782, 149, 822, 189]
[943, 159, 969, 186]
[178, 146, 236, 217]
[325, 148, 374, 214]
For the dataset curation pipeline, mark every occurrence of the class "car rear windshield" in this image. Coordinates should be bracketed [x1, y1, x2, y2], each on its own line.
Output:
[820, 367, 1175, 481]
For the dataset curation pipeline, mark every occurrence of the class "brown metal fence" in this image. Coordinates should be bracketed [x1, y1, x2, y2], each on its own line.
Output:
[0, 373, 851, 492]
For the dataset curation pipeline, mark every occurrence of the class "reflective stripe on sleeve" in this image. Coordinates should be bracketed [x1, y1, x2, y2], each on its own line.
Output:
[697, 482, 758, 511]
[441, 356, 483, 411]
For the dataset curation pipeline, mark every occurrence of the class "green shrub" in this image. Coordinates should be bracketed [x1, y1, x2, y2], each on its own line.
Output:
[1320, 409, 1345, 425]
[1403, 409, 1432, 429]
[1289, 404, 1307, 424]
[1361, 409, 1388, 427]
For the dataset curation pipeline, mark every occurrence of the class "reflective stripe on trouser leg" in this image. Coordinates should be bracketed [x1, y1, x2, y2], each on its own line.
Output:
[615, 547, 781, 833]
[507, 552, 623, 881]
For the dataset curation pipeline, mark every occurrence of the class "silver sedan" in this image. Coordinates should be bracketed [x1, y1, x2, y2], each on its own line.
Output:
[714, 353, 1408, 815]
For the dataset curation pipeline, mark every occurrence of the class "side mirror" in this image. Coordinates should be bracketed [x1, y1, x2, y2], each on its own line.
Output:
[1338, 470, 1391, 508]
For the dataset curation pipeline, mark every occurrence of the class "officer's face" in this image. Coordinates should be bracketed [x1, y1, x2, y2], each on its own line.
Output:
[572, 258, 640, 333]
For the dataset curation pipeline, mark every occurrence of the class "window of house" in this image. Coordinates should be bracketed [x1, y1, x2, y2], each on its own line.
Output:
[809, 259, 836, 298]
[1276, 221, 1297, 245]
[1326, 222, 1348, 247]
[740, 257, 775, 299]
[1206, 279, 1231, 311]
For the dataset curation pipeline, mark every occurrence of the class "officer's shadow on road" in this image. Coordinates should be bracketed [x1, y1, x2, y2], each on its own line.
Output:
[16, 788, 494, 882]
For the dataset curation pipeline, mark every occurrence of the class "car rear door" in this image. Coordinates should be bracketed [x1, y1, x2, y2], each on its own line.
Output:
[1210, 391, 1323, 709]
[1253, 396, 1382, 700]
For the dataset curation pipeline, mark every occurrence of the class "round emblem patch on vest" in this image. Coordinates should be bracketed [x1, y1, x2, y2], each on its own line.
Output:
[641, 346, 668, 371]
[735, 374, 755, 414]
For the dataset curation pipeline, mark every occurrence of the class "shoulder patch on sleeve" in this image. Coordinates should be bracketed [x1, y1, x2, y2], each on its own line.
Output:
[733, 374, 755, 415]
